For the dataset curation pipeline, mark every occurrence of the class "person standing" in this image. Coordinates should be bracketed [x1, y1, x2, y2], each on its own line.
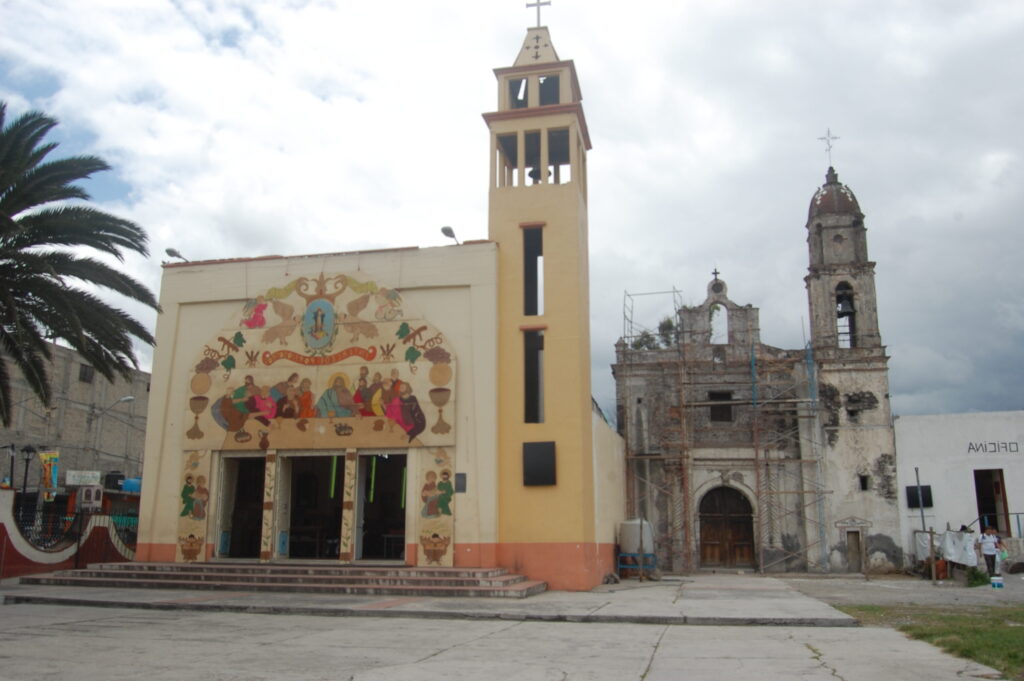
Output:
[977, 526, 1004, 576]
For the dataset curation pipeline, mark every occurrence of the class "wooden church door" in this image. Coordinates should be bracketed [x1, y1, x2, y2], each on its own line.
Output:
[698, 486, 755, 568]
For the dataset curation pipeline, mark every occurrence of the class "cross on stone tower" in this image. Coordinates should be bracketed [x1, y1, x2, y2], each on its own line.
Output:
[818, 128, 840, 167]
[712, 268, 720, 280]
[526, 0, 551, 28]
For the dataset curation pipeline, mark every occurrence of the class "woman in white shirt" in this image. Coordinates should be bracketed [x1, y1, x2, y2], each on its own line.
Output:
[977, 526, 1004, 576]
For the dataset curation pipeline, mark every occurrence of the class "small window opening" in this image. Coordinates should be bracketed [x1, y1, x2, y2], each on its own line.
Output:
[79, 364, 95, 384]
[524, 331, 545, 423]
[539, 75, 559, 105]
[710, 303, 728, 344]
[709, 391, 733, 422]
[523, 228, 543, 315]
[547, 128, 571, 184]
[836, 282, 856, 348]
[858, 474, 870, 491]
[509, 77, 528, 109]
[712, 346, 726, 368]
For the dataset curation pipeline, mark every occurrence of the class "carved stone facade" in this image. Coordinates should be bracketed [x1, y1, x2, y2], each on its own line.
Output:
[613, 168, 901, 573]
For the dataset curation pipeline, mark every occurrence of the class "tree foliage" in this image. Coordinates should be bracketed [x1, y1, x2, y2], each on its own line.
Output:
[0, 101, 159, 426]
[657, 316, 677, 348]
[631, 330, 658, 350]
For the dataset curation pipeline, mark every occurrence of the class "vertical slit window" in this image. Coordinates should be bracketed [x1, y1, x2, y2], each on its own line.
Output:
[524, 227, 543, 315]
[524, 330, 545, 423]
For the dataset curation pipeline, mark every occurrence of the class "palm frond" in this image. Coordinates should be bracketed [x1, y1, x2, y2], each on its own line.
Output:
[0, 100, 158, 427]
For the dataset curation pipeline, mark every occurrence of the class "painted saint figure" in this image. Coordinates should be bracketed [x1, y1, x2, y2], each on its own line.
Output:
[180, 475, 196, 517]
[398, 383, 426, 442]
[421, 471, 440, 518]
[192, 476, 210, 520]
[436, 470, 454, 516]
[316, 376, 355, 418]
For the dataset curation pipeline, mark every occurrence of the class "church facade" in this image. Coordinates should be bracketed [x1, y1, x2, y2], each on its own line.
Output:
[613, 168, 902, 573]
[136, 27, 625, 591]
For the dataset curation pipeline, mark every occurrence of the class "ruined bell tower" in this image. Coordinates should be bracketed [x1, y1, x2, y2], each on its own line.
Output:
[805, 167, 901, 570]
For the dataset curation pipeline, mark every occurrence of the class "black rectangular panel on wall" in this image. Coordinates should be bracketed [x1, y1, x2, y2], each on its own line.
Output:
[905, 485, 933, 508]
[523, 441, 556, 486]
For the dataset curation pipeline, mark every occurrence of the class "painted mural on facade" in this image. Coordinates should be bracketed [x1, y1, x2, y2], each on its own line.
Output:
[184, 273, 457, 453]
[417, 447, 455, 566]
[177, 450, 212, 562]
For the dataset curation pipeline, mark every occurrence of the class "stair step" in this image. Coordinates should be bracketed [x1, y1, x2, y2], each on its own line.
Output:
[19, 573, 548, 599]
[52, 568, 526, 588]
[19, 562, 547, 599]
[85, 562, 511, 579]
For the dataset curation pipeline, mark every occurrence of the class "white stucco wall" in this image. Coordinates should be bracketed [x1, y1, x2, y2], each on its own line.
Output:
[895, 411, 1024, 561]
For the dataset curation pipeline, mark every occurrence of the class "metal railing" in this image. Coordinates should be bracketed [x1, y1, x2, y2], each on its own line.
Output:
[965, 513, 1023, 538]
[12, 504, 78, 549]
[12, 503, 138, 551]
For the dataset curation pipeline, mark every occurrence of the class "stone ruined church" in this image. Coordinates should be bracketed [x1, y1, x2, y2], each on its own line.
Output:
[612, 167, 903, 573]
[136, 27, 626, 591]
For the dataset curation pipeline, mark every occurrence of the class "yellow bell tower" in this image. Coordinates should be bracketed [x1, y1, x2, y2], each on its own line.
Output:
[484, 25, 606, 590]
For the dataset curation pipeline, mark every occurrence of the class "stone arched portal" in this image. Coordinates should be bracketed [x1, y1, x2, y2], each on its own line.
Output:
[698, 486, 755, 568]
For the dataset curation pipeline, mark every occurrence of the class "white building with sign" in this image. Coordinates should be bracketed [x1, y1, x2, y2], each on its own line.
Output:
[894, 411, 1023, 560]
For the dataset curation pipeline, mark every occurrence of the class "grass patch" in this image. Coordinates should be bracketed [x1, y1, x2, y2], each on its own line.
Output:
[839, 604, 1024, 680]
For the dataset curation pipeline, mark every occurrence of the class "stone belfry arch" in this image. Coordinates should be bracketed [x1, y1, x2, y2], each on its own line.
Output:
[484, 25, 609, 588]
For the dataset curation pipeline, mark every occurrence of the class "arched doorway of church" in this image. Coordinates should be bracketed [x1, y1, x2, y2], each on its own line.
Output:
[698, 486, 755, 568]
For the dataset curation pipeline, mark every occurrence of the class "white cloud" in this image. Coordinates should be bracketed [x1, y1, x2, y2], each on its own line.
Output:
[2, 0, 1023, 416]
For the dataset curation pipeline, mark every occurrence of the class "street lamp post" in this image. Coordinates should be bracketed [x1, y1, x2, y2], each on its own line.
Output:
[20, 446, 36, 493]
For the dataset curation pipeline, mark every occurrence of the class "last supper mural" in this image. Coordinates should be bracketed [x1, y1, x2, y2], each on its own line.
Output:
[183, 272, 456, 452]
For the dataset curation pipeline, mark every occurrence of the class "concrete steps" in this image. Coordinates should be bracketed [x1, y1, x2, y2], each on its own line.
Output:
[19, 562, 548, 599]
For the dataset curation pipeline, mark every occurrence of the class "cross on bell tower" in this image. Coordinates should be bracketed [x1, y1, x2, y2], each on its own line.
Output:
[526, 0, 551, 28]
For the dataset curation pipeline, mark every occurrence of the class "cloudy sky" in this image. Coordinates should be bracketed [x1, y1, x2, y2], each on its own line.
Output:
[2, 0, 1022, 421]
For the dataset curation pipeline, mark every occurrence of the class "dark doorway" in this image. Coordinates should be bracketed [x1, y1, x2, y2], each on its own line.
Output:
[228, 458, 265, 558]
[288, 456, 344, 558]
[699, 486, 755, 568]
[357, 454, 407, 561]
[974, 469, 1010, 535]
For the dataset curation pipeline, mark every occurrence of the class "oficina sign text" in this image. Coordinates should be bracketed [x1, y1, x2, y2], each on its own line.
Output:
[966, 441, 1021, 454]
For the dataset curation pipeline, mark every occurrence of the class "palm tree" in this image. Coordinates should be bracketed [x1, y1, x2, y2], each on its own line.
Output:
[0, 101, 159, 427]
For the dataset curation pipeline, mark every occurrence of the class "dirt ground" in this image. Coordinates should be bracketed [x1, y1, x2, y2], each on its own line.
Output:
[779, 572, 1024, 606]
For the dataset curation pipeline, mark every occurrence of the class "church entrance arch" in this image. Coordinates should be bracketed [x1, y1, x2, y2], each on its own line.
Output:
[698, 486, 755, 568]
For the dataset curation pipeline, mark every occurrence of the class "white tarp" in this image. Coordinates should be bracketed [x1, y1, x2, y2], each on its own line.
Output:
[941, 530, 979, 567]
[914, 530, 979, 567]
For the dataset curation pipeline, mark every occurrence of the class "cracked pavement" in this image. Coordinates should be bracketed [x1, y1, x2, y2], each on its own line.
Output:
[0, 601, 1005, 681]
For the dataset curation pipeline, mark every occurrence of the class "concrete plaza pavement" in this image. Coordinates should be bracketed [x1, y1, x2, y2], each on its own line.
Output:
[0, 572, 1011, 680]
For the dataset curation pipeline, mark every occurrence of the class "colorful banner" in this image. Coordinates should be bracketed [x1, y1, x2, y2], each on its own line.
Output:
[38, 450, 59, 502]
